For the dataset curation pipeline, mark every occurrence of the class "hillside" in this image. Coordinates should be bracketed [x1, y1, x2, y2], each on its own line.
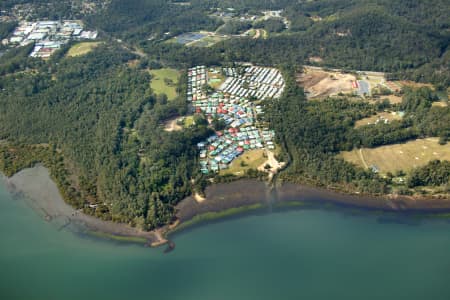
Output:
[0, 0, 448, 230]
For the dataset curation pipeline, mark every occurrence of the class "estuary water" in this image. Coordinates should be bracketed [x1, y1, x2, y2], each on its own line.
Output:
[1, 180, 450, 300]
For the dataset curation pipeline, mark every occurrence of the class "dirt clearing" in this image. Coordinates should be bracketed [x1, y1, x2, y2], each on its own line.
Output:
[297, 66, 357, 99]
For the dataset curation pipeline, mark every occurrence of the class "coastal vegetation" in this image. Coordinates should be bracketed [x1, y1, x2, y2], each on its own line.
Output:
[0, 0, 448, 231]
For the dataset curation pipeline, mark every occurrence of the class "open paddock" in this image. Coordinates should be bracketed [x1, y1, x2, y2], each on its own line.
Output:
[340, 138, 450, 174]
[432, 101, 448, 108]
[396, 80, 434, 89]
[354, 112, 402, 128]
[66, 42, 101, 57]
[149, 68, 180, 101]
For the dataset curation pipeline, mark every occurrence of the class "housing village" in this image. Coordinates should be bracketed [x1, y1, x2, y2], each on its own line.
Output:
[5, 21, 97, 58]
[188, 65, 285, 174]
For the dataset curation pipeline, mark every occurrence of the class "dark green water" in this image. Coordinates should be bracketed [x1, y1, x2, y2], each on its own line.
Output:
[1, 182, 450, 300]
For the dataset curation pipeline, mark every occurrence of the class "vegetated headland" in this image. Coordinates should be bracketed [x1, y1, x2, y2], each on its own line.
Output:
[2, 165, 165, 247]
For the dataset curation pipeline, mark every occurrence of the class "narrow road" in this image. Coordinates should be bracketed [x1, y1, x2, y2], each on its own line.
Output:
[359, 148, 369, 169]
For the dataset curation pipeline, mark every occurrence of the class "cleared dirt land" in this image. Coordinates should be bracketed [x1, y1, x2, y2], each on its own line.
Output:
[340, 138, 450, 174]
[164, 118, 182, 132]
[149, 68, 180, 100]
[66, 42, 101, 57]
[297, 66, 357, 99]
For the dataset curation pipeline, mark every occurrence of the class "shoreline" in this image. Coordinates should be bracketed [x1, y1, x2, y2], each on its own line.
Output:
[2, 165, 450, 247]
[2, 165, 169, 247]
[168, 179, 450, 237]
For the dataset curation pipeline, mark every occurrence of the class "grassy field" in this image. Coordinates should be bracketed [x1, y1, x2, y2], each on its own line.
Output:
[221, 149, 266, 176]
[183, 116, 195, 128]
[432, 101, 448, 108]
[208, 69, 225, 89]
[354, 112, 402, 128]
[383, 95, 403, 104]
[66, 42, 101, 57]
[396, 80, 434, 89]
[340, 138, 450, 174]
[149, 68, 180, 101]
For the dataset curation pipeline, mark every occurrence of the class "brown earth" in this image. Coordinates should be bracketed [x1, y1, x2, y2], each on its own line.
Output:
[297, 67, 357, 99]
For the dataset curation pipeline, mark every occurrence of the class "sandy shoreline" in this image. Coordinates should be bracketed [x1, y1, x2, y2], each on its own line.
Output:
[2, 165, 167, 247]
[2, 165, 449, 246]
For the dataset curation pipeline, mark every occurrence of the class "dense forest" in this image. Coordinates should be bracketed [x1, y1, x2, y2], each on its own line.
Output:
[0, 0, 449, 229]
[0, 43, 212, 229]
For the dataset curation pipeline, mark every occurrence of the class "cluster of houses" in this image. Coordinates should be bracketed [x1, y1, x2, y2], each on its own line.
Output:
[220, 66, 285, 99]
[5, 21, 97, 58]
[187, 65, 283, 174]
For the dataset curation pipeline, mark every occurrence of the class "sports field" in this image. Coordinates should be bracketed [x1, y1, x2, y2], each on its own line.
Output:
[66, 42, 101, 57]
[149, 68, 180, 100]
[340, 138, 450, 174]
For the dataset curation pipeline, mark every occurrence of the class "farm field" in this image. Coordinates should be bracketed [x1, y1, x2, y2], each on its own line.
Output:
[340, 138, 450, 174]
[354, 112, 403, 128]
[66, 42, 101, 57]
[149, 68, 180, 100]
[220, 149, 266, 176]
[297, 66, 357, 99]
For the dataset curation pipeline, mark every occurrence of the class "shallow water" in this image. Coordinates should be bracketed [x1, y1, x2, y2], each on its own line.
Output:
[1, 180, 450, 300]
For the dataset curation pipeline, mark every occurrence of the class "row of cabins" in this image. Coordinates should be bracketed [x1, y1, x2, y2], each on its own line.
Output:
[219, 66, 285, 99]
[186, 65, 281, 174]
[6, 21, 97, 58]
[187, 66, 207, 102]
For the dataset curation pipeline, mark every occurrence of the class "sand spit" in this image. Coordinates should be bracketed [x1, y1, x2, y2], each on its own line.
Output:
[4, 165, 167, 247]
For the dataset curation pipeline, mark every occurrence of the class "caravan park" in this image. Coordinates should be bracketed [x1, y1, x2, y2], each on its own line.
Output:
[187, 65, 285, 175]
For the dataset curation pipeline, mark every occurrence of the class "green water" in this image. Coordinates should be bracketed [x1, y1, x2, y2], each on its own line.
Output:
[1, 182, 450, 300]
